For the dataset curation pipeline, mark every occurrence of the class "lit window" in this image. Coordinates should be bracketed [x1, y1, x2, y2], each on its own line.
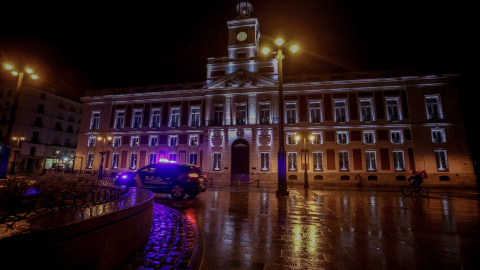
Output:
[337, 131, 349, 144]
[286, 132, 297, 145]
[390, 130, 403, 144]
[431, 128, 446, 143]
[339, 151, 349, 171]
[114, 110, 125, 129]
[169, 135, 178, 146]
[435, 150, 448, 171]
[393, 151, 405, 171]
[130, 153, 138, 169]
[149, 135, 158, 147]
[113, 136, 122, 147]
[189, 134, 199, 147]
[363, 131, 376, 144]
[170, 107, 180, 127]
[86, 152, 94, 169]
[312, 152, 323, 171]
[150, 108, 161, 128]
[312, 132, 323, 144]
[214, 106, 223, 126]
[213, 152, 221, 171]
[359, 99, 375, 122]
[386, 98, 402, 121]
[260, 152, 269, 171]
[90, 111, 100, 130]
[87, 136, 96, 147]
[190, 106, 201, 127]
[288, 152, 297, 171]
[111, 153, 119, 169]
[132, 109, 142, 128]
[131, 136, 139, 147]
[309, 101, 322, 123]
[285, 103, 297, 124]
[365, 151, 377, 171]
[334, 100, 348, 123]
[425, 95, 443, 120]
[149, 153, 157, 164]
[236, 104, 247, 125]
[189, 152, 198, 165]
[259, 103, 270, 124]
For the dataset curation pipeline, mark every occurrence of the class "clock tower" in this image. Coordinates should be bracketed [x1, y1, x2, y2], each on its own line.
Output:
[227, 1, 260, 60]
[206, 1, 278, 85]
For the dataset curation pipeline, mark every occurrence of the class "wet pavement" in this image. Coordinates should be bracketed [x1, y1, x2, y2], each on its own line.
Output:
[154, 186, 480, 269]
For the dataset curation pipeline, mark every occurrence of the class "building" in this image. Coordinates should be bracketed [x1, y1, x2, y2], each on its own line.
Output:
[76, 2, 476, 188]
[0, 83, 82, 173]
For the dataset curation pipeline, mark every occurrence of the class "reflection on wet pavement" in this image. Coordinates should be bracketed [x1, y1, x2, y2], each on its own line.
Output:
[157, 187, 480, 269]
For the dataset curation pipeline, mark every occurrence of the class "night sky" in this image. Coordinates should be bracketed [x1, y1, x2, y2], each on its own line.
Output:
[0, 1, 471, 96]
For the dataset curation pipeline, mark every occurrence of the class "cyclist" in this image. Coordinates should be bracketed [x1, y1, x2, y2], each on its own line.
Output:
[407, 170, 423, 190]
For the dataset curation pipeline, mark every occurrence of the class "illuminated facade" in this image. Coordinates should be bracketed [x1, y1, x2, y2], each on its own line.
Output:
[76, 3, 476, 187]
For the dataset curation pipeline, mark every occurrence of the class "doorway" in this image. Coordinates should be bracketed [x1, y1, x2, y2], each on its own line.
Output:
[231, 138, 249, 185]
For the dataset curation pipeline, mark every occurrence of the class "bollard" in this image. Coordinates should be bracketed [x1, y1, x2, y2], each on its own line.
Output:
[256, 180, 260, 187]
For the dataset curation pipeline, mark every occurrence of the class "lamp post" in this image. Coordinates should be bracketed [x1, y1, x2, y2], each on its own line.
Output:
[262, 38, 299, 196]
[0, 64, 39, 179]
[9, 136, 25, 175]
[97, 135, 112, 180]
[295, 134, 314, 189]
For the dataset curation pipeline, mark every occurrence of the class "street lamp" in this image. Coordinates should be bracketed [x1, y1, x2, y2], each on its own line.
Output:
[0, 64, 39, 179]
[262, 38, 299, 196]
[295, 134, 314, 189]
[9, 136, 25, 175]
[97, 135, 112, 180]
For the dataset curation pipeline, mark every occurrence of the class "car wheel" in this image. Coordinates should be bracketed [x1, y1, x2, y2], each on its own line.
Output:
[171, 185, 185, 200]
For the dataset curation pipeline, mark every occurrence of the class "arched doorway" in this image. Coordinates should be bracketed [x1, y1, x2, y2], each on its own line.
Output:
[231, 138, 249, 185]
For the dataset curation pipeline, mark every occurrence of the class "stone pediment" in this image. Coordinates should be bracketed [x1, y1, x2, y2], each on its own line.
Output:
[205, 69, 277, 89]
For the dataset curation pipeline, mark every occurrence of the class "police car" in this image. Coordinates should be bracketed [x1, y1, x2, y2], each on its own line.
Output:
[115, 159, 206, 200]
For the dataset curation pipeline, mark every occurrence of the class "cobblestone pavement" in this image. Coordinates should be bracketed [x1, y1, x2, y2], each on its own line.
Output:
[157, 186, 480, 269]
[117, 203, 199, 270]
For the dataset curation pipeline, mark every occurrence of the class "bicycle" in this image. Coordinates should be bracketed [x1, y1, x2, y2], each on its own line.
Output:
[401, 181, 429, 197]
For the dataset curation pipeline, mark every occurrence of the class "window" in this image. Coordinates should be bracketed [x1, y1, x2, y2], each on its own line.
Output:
[365, 151, 377, 171]
[259, 103, 270, 124]
[309, 101, 322, 123]
[169, 153, 177, 162]
[150, 108, 161, 128]
[386, 98, 402, 121]
[431, 128, 446, 143]
[149, 135, 158, 147]
[113, 136, 122, 147]
[88, 136, 96, 147]
[337, 131, 349, 144]
[86, 152, 94, 169]
[312, 132, 323, 144]
[190, 106, 201, 127]
[189, 134, 199, 147]
[286, 132, 297, 145]
[131, 136, 139, 147]
[111, 153, 119, 169]
[425, 95, 443, 120]
[339, 151, 349, 171]
[363, 131, 376, 144]
[312, 152, 323, 171]
[90, 111, 100, 130]
[149, 153, 157, 165]
[214, 106, 223, 126]
[285, 103, 297, 124]
[213, 152, 221, 171]
[435, 150, 448, 171]
[260, 152, 269, 171]
[130, 153, 138, 169]
[393, 151, 405, 171]
[114, 110, 125, 129]
[359, 99, 375, 122]
[169, 135, 178, 146]
[189, 152, 198, 165]
[132, 109, 142, 128]
[334, 100, 348, 122]
[236, 104, 247, 125]
[390, 130, 403, 144]
[170, 107, 180, 127]
[287, 152, 297, 171]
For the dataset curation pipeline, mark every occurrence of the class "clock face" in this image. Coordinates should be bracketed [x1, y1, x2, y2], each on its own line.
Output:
[237, 31, 247, 41]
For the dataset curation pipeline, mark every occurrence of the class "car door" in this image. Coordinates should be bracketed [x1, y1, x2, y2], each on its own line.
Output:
[140, 164, 162, 187]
